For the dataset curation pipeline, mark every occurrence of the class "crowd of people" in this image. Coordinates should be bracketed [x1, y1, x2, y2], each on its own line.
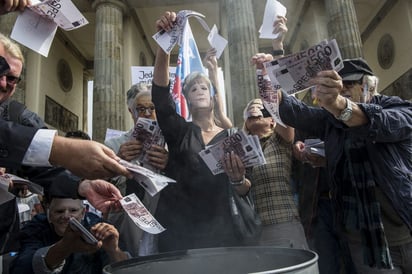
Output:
[1, 2, 411, 274]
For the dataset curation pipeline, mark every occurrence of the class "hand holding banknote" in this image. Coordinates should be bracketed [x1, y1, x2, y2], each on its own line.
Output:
[293, 140, 326, 168]
[0, 0, 29, 15]
[78, 179, 123, 213]
[251, 53, 273, 72]
[308, 70, 345, 116]
[271, 16, 288, 51]
[117, 140, 143, 161]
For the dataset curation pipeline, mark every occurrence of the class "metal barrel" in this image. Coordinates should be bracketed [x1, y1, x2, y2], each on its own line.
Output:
[104, 246, 319, 274]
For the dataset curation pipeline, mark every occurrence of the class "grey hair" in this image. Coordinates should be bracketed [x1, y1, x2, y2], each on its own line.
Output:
[363, 74, 379, 96]
[127, 83, 152, 110]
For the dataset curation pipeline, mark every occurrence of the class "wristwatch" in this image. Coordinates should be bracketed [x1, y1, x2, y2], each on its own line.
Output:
[336, 97, 353, 121]
[272, 49, 284, 56]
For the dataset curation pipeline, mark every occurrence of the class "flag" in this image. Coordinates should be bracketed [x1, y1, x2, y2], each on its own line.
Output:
[172, 21, 206, 120]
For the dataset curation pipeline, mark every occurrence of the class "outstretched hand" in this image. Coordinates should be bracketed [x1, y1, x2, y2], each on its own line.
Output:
[309, 70, 344, 110]
[50, 136, 132, 180]
[78, 179, 123, 213]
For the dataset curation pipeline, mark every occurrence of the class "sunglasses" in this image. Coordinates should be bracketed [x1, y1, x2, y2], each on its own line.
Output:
[342, 80, 362, 88]
[1, 74, 21, 85]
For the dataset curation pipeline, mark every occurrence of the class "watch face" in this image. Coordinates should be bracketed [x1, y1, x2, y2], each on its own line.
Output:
[337, 98, 353, 121]
[339, 108, 353, 121]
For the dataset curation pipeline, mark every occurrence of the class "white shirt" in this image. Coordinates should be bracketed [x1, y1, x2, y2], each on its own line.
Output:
[22, 129, 56, 167]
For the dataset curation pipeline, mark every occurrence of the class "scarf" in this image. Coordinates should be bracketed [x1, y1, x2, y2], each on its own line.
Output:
[341, 138, 392, 269]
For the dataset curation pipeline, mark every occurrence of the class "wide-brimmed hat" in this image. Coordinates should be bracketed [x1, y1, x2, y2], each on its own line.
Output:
[338, 58, 374, 81]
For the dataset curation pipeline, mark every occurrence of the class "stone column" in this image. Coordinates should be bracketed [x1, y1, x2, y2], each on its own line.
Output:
[223, 0, 259, 127]
[0, 13, 27, 104]
[324, 0, 363, 59]
[92, 0, 126, 142]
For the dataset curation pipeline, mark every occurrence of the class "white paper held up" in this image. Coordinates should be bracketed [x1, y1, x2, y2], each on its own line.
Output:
[10, 0, 88, 57]
[11, 8, 57, 57]
[207, 25, 228, 59]
[259, 0, 287, 39]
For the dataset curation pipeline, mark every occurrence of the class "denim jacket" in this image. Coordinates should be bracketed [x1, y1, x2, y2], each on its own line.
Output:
[279, 92, 412, 231]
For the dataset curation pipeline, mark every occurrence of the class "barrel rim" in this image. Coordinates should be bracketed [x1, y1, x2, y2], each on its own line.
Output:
[104, 246, 318, 273]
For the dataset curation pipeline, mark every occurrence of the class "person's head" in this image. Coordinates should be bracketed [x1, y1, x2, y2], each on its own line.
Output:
[127, 82, 151, 111]
[242, 98, 274, 136]
[338, 58, 377, 103]
[19, 184, 29, 196]
[131, 90, 156, 123]
[43, 171, 85, 237]
[65, 130, 91, 140]
[182, 72, 213, 112]
[362, 74, 379, 102]
[0, 33, 24, 103]
[47, 198, 85, 237]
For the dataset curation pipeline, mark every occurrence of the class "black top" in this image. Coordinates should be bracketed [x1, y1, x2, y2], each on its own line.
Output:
[152, 82, 240, 252]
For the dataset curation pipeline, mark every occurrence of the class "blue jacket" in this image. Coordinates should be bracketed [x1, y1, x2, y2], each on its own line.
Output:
[279, 92, 412, 231]
[9, 213, 108, 274]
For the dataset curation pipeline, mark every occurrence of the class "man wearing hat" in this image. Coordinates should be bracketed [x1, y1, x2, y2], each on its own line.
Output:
[338, 58, 380, 104]
[253, 55, 411, 273]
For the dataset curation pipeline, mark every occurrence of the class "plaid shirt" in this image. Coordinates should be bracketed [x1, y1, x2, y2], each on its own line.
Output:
[251, 133, 300, 225]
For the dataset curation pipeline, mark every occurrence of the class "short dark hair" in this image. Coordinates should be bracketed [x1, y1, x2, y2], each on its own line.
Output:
[65, 130, 91, 140]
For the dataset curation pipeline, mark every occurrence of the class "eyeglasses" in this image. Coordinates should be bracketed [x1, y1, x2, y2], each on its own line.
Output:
[136, 106, 155, 114]
[1, 74, 21, 85]
[342, 80, 362, 89]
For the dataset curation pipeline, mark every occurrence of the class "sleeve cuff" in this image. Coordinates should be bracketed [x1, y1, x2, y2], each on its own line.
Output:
[22, 129, 57, 167]
[33, 246, 65, 273]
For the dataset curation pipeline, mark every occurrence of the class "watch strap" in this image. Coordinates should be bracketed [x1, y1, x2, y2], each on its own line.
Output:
[337, 98, 353, 121]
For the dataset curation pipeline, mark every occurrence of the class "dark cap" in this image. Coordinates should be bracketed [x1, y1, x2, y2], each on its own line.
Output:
[339, 58, 374, 81]
[30, 168, 82, 202]
[47, 170, 82, 201]
[0, 56, 10, 76]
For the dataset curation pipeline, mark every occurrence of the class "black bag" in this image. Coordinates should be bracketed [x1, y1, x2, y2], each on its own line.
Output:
[228, 184, 262, 244]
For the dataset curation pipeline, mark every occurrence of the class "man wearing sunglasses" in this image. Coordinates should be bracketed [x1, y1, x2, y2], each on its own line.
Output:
[105, 83, 168, 257]
[0, 34, 45, 129]
[0, 36, 131, 204]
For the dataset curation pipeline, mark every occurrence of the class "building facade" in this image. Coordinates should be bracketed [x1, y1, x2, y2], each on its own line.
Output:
[1, 0, 410, 141]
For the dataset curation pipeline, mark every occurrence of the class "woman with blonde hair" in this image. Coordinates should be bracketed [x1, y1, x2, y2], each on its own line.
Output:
[151, 11, 250, 252]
